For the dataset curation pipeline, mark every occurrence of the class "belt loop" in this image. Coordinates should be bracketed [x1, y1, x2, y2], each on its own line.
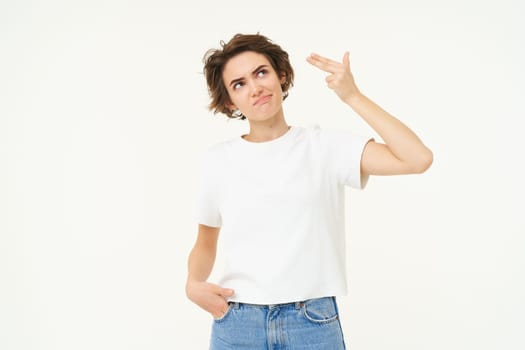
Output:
[232, 301, 240, 309]
[295, 301, 304, 310]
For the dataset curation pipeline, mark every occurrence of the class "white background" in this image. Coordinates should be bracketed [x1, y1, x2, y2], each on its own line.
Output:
[1, 0, 524, 349]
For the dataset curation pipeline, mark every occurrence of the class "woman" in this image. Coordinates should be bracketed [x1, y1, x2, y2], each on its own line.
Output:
[186, 33, 432, 349]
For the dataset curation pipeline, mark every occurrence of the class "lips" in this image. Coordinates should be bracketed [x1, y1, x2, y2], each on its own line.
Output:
[253, 94, 272, 106]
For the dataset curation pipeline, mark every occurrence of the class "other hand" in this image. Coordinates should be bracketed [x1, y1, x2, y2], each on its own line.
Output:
[306, 52, 360, 102]
[185, 280, 235, 319]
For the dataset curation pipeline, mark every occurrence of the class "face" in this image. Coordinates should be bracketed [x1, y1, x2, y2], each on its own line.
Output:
[222, 51, 286, 122]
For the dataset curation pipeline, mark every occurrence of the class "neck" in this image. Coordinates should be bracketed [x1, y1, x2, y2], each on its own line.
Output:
[243, 113, 290, 142]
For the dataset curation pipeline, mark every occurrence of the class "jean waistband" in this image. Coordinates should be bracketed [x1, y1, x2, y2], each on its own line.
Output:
[228, 296, 334, 310]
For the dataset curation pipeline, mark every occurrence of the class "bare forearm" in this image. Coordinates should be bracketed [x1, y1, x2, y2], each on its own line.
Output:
[186, 245, 216, 283]
[345, 92, 432, 166]
[185, 243, 234, 316]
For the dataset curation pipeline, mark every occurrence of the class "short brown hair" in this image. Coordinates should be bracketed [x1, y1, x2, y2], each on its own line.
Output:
[203, 33, 294, 120]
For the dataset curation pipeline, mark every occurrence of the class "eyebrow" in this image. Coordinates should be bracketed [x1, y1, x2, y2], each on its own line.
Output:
[229, 65, 268, 87]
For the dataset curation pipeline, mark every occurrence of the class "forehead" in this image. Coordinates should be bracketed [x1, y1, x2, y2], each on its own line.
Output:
[222, 51, 272, 80]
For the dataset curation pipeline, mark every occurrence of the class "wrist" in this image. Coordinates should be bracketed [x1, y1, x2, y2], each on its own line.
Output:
[344, 91, 364, 107]
[185, 279, 200, 298]
[186, 277, 203, 288]
[186, 276, 200, 286]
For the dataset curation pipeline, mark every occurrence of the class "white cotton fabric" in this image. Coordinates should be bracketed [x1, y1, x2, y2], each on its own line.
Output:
[194, 124, 372, 304]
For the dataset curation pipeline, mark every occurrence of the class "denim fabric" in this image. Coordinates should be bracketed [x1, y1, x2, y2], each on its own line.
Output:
[209, 296, 346, 349]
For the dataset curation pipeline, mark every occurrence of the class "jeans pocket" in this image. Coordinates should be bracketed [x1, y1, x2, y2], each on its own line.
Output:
[301, 297, 339, 324]
[213, 303, 234, 323]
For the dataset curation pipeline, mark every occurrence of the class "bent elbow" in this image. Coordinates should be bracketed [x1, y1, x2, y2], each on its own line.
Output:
[413, 149, 433, 173]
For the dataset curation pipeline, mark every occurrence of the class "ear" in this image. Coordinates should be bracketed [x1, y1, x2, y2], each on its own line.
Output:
[279, 73, 286, 84]
[226, 101, 236, 111]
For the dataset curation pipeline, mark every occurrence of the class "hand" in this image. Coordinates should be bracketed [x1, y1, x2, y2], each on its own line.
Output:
[306, 52, 360, 103]
[185, 280, 235, 319]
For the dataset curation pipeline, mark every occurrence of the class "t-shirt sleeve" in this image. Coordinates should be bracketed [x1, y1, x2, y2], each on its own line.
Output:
[319, 126, 374, 189]
[193, 148, 222, 227]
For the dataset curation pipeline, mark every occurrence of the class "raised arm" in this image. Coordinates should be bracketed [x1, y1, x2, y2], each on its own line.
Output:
[306, 52, 433, 176]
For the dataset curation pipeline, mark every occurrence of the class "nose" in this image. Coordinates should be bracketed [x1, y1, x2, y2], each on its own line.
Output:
[249, 80, 263, 97]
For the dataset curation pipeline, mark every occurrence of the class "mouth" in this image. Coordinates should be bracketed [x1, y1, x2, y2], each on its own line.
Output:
[253, 94, 272, 106]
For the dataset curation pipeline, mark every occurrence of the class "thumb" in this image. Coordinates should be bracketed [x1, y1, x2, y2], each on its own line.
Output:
[343, 51, 350, 68]
[218, 288, 235, 297]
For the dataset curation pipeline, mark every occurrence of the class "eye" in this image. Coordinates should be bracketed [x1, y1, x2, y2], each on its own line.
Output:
[257, 69, 268, 78]
[233, 82, 244, 90]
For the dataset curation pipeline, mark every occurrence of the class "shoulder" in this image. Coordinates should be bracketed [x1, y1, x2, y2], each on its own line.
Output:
[204, 136, 237, 154]
[199, 137, 239, 165]
[302, 123, 367, 143]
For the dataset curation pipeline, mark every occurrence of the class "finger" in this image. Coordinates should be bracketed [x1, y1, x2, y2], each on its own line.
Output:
[306, 54, 342, 73]
[310, 52, 341, 66]
[325, 75, 335, 83]
[343, 51, 350, 68]
[212, 310, 225, 319]
[217, 301, 229, 313]
[217, 288, 235, 298]
[212, 301, 230, 318]
[209, 283, 231, 295]
[222, 304, 230, 313]
[306, 55, 344, 73]
[307, 58, 340, 73]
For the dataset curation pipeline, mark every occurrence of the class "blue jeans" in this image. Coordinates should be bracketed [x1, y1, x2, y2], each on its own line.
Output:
[209, 296, 346, 349]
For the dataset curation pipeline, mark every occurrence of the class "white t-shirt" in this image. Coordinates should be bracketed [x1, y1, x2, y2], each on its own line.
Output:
[194, 124, 372, 304]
